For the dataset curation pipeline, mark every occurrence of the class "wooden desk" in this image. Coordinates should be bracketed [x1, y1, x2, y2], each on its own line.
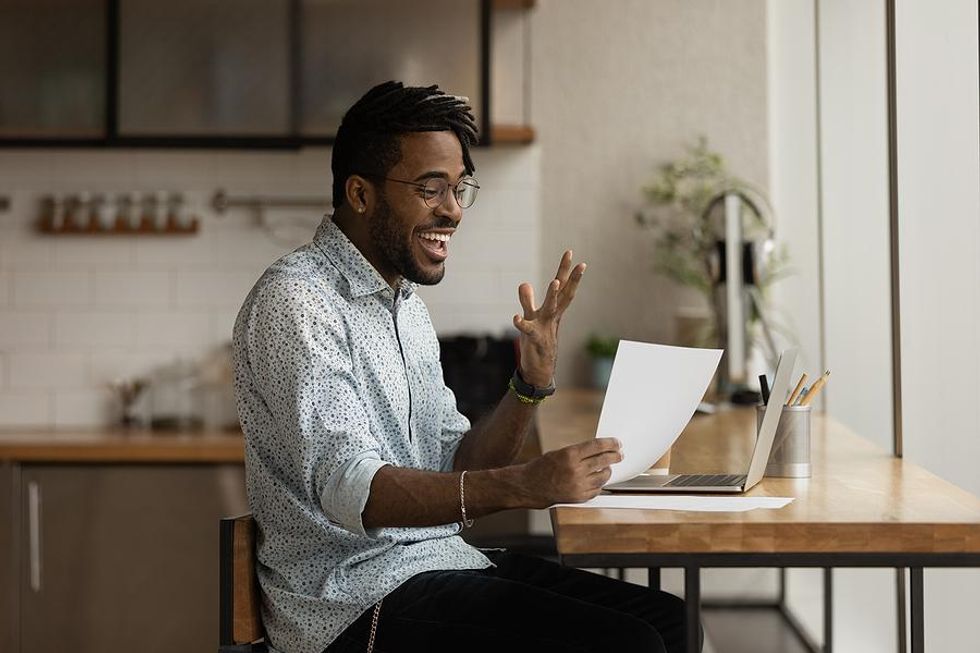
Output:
[537, 390, 980, 653]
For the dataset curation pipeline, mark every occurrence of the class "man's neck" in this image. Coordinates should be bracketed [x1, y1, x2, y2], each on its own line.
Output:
[332, 208, 401, 289]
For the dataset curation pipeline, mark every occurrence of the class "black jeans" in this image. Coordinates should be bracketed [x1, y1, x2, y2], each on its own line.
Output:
[325, 551, 699, 653]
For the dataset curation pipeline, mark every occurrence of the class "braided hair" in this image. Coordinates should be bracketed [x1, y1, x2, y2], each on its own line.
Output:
[331, 81, 479, 209]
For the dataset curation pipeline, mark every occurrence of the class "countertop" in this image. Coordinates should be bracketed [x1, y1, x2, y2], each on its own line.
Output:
[0, 428, 245, 463]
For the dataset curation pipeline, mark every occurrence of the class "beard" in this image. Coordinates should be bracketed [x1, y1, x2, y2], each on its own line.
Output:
[369, 191, 446, 286]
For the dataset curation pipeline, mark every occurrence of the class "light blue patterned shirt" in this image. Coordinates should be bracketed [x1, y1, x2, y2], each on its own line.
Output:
[232, 218, 491, 653]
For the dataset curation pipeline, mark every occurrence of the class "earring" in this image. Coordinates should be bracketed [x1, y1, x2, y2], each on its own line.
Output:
[358, 206, 365, 213]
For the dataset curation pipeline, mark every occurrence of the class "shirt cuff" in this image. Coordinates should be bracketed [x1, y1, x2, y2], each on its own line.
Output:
[319, 452, 390, 538]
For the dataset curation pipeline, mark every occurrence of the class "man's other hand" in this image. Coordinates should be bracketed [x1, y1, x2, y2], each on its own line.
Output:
[514, 437, 622, 507]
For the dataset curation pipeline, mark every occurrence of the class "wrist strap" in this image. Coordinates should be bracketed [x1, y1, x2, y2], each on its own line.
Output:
[508, 378, 547, 405]
[459, 471, 474, 528]
[509, 368, 556, 404]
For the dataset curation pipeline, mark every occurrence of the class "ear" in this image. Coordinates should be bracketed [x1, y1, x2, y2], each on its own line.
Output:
[344, 175, 373, 215]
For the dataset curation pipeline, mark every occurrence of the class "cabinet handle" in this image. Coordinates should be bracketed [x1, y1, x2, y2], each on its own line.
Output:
[28, 481, 42, 592]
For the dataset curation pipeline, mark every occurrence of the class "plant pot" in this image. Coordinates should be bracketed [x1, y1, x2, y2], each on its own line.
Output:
[591, 356, 614, 390]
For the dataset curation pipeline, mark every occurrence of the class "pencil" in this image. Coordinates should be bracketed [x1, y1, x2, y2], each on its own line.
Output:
[800, 370, 831, 406]
[786, 373, 808, 406]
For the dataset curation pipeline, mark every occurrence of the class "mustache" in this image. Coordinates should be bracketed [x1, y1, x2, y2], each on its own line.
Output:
[416, 218, 457, 231]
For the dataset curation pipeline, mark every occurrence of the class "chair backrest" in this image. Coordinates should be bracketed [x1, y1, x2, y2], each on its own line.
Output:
[219, 514, 268, 652]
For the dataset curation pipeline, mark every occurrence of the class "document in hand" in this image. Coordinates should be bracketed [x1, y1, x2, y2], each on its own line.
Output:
[599, 341, 722, 485]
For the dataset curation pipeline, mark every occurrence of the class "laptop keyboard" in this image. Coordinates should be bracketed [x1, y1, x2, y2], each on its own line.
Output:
[664, 474, 747, 488]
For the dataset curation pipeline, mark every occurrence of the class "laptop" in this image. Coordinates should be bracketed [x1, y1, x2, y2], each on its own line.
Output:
[604, 348, 798, 494]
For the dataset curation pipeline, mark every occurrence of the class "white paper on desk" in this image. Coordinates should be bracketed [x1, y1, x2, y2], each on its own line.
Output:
[554, 495, 794, 512]
[598, 341, 722, 485]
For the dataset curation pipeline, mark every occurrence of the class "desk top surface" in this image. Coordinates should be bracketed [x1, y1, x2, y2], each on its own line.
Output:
[538, 390, 980, 555]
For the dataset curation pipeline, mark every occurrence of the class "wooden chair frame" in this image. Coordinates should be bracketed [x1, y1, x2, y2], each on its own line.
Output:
[219, 514, 268, 653]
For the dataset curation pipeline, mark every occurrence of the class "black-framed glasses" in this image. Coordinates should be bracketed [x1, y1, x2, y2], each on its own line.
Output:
[361, 173, 481, 209]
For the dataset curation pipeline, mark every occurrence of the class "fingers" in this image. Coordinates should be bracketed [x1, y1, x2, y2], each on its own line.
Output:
[512, 313, 534, 335]
[557, 263, 586, 313]
[554, 250, 573, 285]
[575, 437, 622, 459]
[517, 282, 536, 319]
[587, 467, 613, 488]
[543, 278, 561, 314]
[582, 451, 622, 470]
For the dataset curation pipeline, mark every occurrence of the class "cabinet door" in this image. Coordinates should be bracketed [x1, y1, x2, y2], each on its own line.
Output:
[0, 0, 106, 137]
[118, 0, 290, 136]
[299, 0, 483, 137]
[19, 464, 248, 653]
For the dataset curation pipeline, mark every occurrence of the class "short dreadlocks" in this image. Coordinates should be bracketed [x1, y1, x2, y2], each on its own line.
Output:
[331, 81, 479, 209]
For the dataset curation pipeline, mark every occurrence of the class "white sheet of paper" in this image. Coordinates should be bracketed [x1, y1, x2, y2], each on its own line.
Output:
[553, 495, 794, 512]
[598, 341, 722, 485]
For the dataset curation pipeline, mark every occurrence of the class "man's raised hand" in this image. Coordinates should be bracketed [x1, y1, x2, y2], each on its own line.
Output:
[512, 250, 586, 387]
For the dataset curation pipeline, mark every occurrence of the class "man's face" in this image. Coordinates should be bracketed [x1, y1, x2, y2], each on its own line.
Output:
[367, 130, 466, 286]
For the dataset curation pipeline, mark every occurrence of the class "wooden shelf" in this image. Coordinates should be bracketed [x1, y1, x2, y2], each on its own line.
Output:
[37, 218, 200, 236]
[491, 124, 536, 144]
[493, 0, 536, 9]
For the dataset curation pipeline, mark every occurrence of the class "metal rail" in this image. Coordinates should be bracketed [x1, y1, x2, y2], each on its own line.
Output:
[211, 188, 329, 215]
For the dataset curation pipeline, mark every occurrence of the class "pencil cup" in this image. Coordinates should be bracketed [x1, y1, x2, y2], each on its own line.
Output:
[756, 404, 811, 478]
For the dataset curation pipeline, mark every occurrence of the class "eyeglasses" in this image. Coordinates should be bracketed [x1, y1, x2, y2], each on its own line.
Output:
[361, 173, 481, 209]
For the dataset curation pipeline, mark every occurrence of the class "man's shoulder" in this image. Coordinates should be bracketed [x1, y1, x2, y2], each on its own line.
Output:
[252, 247, 347, 310]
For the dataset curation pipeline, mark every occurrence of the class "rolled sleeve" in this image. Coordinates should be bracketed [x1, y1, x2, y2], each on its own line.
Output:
[320, 452, 390, 537]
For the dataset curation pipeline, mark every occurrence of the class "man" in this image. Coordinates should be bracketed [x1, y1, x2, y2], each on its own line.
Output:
[233, 81, 692, 653]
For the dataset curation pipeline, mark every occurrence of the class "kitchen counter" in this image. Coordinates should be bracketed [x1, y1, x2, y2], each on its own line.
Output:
[0, 428, 245, 463]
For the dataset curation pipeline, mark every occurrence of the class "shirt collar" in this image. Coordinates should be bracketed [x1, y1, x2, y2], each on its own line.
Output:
[314, 216, 417, 301]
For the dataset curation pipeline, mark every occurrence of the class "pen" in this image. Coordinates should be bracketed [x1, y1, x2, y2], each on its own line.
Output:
[795, 387, 809, 405]
[759, 374, 771, 404]
[800, 370, 831, 406]
[786, 373, 808, 406]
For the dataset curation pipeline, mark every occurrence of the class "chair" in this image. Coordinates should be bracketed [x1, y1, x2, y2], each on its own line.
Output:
[219, 514, 268, 653]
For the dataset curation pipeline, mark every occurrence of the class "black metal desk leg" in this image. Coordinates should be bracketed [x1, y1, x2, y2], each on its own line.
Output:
[910, 567, 924, 653]
[648, 567, 661, 590]
[824, 567, 833, 653]
[685, 566, 701, 653]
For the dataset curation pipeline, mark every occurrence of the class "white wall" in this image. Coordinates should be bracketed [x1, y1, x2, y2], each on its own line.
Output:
[531, 0, 771, 386]
[0, 146, 540, 428]
[895, 1, 980, 651]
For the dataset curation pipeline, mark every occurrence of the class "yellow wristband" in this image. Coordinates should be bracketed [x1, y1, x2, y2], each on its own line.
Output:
[508, 378, 547, 405]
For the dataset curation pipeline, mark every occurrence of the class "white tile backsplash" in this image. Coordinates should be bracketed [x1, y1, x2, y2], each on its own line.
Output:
[0, 271, 10, 306]
[93, 270, 173, 308]
[53, 388, 114, 428]
[8, 351, 88, 390]
[12, 271, 92, 307]
[0, 144, 540, 426]
[175, 270, 264, 308]
[135, 311, 211, 348]
[8, 351, 88, 389]
[0, 391, 52, 427]
[0, 312, 52, 347]
[55, 311, 136, 348]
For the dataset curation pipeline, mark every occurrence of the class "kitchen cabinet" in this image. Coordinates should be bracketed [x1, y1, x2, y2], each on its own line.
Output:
[299, 0, 483, 138]
[118, 0, 291, 137]
[3, 462, 247, 653]
[0, 0, 106, 138]
[0, 0, 534, 147]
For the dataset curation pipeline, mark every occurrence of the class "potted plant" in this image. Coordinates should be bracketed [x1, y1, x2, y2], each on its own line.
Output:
[635, 137, 791, 386]
[585, 334, 619, 390]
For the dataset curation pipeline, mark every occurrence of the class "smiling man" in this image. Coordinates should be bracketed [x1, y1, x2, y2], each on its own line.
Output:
[233, 81, 694, 653]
